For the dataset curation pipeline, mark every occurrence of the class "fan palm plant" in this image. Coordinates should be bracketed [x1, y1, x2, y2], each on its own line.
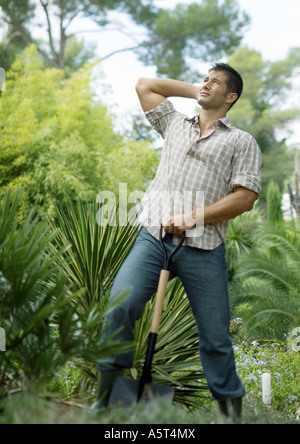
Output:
[230, 224, 300, 340]
[0, 190, 132, 396]
[53, 199, 139, 312]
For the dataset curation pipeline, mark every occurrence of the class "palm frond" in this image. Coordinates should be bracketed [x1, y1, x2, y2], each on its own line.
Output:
[244, 294, 300, 340]
[238, 253, 299, 296]
[53, 199, 139, 310]
[0, 191, 135, 395]
[231, 227, 300, 340]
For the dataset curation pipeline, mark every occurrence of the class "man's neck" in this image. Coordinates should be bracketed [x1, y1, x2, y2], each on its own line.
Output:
[198, 108, 227, 136]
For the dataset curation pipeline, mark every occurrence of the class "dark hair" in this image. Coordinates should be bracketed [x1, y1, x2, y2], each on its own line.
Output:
[209, 62, 243, 109]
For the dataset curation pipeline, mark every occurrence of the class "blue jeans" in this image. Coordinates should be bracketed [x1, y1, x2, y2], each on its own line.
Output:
[98, 228, 245, 401]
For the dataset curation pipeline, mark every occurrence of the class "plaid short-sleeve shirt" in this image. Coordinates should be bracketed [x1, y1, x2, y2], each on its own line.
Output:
[138, 99, 261, 250]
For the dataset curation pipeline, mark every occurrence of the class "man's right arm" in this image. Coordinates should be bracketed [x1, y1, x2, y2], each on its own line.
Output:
[135, 78, 200, 112]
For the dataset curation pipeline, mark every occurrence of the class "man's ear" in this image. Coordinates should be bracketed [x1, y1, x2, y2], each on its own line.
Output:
[226, 92, 238, 106]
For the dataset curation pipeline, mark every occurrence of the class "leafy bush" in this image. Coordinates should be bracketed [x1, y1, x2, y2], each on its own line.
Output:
[266, 180, 283, 225]
[230, 224, 300, 340]
[0, 45, 159, 218]
[0, 190, 132, 397]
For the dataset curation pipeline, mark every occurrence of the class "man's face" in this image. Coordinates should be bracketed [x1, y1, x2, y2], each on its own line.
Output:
[198, 70, 234, 110]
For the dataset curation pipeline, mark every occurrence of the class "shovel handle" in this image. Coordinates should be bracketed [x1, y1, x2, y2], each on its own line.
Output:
[151, 228, 185, 334]
[151, 269, 170, 334]
[140, 229, 185, 391]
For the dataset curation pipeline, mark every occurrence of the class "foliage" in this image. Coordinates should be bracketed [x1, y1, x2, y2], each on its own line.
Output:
[1, 341, 299, 423]
[226, 209, 264, 283]
[0, 31, 28, 72]
[136, 0, 249, 80]
[53, 198, 139, 312]
[234, 341, 300, 416]
[266, 180, 283, 225]
[0, 0, 249, 79]
[230, 223, 300, 341]
[0, 45, 159, 218]
[0, 189, 132, 397]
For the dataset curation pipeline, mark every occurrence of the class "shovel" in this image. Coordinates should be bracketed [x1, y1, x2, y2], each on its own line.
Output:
[108, 226, 186, 407]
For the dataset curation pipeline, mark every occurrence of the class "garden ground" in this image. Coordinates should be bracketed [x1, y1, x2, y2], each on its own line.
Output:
[0, 392, 298, 424]
[1, 339, 299, 425]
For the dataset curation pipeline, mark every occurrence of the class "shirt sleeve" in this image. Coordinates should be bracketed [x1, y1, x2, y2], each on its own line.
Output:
[230, 133, 262, 195]
[145, 99, 177, 139]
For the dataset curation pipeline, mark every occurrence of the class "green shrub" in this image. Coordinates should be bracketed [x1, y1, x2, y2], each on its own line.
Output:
[234, 340, 300, 416]
[0, 190, 132, 397]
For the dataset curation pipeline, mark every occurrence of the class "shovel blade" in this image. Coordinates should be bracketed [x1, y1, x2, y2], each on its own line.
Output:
[108, 376, 174, 407]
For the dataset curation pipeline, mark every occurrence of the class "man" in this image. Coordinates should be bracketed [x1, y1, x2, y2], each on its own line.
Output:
[97, 63, 261, 421]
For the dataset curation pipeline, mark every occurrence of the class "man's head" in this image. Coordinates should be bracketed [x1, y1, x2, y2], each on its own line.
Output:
[209, 63, 243, 110]
[198, 63, 243, 112]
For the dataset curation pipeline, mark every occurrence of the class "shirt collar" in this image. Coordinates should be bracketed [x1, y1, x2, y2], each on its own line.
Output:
[185, 115, 232, 129]
[216, 116, 232, 129]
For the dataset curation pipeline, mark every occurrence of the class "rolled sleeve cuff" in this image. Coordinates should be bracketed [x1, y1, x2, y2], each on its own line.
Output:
[231, 173, 261, 195]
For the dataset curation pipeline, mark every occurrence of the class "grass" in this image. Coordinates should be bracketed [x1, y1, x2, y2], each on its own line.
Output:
[0, 392, 298, 425]
[1, 340, 299, 425]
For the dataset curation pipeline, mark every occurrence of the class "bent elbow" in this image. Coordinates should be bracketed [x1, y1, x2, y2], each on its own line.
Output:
[244, 194, 258, 212]
[234, 187, 258, 214]
[245, 201, 254, 212]
[135, 78, 148, 93]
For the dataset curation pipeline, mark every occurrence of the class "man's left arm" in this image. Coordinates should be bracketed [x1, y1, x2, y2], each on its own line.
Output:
[164, 133, 261, 235]
[163, 187, 258, 236]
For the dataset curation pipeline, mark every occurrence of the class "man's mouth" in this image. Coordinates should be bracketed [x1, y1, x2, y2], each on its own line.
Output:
[200, 91, 210, 96]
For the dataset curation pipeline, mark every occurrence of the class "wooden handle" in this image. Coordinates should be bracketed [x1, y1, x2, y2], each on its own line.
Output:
[151, 269, 170, 334]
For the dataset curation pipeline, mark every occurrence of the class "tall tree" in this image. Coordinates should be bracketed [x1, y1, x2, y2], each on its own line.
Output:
[0, 0, 249, 78]
[0, 46, 159, 217]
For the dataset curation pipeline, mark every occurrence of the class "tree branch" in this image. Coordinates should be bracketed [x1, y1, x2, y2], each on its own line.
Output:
[40, 0, 58, 63]
[59, 0, 66, 69]
[2, 5, 61, 69]
[99, 37, 162, 63]
[64, 8, 82, 32]
[9, 16, 60, 68]
[3, 31, 23, 50]
[71, 26, 143, 46]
